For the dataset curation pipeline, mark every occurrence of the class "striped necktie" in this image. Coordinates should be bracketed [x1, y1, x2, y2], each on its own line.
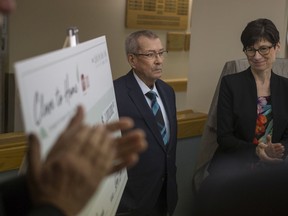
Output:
[146, 90, 168, 145]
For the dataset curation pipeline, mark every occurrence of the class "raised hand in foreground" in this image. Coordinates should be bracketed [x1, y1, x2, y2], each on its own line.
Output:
[27, 106, 147, 216]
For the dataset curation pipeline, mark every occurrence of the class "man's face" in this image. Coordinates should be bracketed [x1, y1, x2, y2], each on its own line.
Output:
[0, 0, 16, 14]
[129, 36, 165, 88]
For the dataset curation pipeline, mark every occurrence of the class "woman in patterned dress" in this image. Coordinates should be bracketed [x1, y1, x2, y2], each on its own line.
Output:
[208, 18, 288, 176]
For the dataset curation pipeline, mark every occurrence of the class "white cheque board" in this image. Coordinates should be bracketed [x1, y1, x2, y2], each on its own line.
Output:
[15, 36, 126, 216]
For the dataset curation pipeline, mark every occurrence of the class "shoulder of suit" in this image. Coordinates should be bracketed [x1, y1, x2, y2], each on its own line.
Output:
[113, 73, 130, 84]
[222, 69, 249, 82]
[272, 72, 288, 86]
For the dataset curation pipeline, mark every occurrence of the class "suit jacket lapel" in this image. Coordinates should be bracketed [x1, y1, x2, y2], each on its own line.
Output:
[270, 72, 281, 141]
[125, 71, 167, 150]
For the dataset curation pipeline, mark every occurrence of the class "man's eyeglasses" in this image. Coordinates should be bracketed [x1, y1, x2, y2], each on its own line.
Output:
[243, 45, 275, 57]
[132, 50, 168, 59]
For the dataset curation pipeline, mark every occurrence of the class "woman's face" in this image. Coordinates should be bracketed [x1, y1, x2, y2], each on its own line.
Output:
[245, 38, 280, 73]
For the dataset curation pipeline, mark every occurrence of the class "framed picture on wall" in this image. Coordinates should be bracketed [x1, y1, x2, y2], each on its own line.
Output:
[126, 0, 190, 30]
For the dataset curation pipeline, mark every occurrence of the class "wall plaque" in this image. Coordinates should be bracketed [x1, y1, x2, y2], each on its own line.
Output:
[126, 0, 189, 30]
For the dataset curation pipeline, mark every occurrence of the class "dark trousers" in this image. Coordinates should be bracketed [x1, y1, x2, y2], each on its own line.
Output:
[117, 184, 168, 216]
[145, 183, 168, 216]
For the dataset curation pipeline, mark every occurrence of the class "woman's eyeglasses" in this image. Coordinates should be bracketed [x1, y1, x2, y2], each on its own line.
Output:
[243, 45, 275, 57]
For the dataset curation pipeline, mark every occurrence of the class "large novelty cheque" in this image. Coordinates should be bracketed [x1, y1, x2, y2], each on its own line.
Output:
[15, 36, 126, 216]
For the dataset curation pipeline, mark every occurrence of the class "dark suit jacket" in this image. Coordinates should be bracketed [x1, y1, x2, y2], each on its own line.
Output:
[208, 68, 288, 175]
[0, 176, 64, 216]
[114, 71, 178, 216]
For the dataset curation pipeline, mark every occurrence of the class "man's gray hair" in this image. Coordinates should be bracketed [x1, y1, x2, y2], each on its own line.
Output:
[125, 30, 159, 55]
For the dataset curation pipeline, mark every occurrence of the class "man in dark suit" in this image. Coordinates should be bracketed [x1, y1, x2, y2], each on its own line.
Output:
[114, 30, 178, 216]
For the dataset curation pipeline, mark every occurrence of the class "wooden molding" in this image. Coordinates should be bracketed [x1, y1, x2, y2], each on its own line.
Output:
[0, 132, 27, 172]
[164, 78, 187, 92]
[177, 109, 207, 139]
[0, 109, 207, 172]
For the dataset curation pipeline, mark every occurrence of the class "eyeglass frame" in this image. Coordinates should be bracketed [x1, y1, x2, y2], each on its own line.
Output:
[243, 44, 276, 57]
[132, 50, 168, 59]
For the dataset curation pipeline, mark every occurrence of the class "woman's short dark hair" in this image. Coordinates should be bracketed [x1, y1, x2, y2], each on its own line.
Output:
[240, 18, 279, 50]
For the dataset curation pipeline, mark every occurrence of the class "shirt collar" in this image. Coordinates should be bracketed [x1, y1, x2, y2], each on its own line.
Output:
[133, 71, 159, 96]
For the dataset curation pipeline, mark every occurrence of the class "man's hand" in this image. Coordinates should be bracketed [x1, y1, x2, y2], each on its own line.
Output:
[27, 106, 147, 215]
[105, 117, 147, 173]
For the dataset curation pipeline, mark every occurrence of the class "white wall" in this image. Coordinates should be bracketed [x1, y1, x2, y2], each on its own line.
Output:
[9, 0, 288, 129]
[187, 0, 288, 113]
[9, 0, 191, 82]
[9, 0, 192, 130]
